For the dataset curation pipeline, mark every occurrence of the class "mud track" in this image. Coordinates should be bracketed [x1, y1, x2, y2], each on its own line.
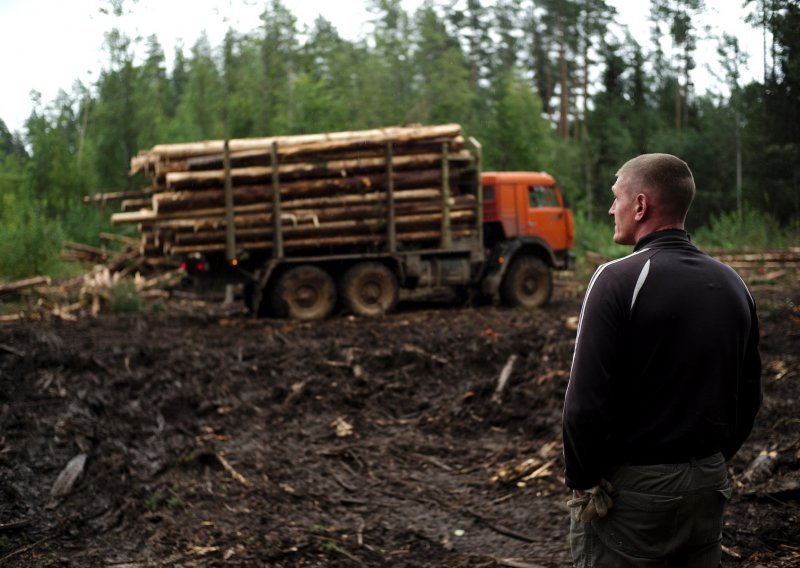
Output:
[0, 278, 797, 567]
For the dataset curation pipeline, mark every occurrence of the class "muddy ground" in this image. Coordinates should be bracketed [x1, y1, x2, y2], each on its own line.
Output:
[0, 274, 798, 567]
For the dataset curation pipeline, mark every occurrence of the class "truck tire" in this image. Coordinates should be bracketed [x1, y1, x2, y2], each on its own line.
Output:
[340, 262, 399, 317]
[500, 256, 553, 308]
[270, 265, 336, 320]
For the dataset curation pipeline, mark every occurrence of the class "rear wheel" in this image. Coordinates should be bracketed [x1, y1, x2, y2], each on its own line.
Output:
[500, 256, 553, 308]
[270, 265, 336, 320]
[340, 262, 399, 317]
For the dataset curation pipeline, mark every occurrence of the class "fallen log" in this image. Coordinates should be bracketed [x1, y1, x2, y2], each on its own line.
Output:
[0, 276, 52, 295]
[63, 241, 108, 256]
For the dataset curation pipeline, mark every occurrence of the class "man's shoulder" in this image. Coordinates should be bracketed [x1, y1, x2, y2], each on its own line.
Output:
[595, 248, 654, 279]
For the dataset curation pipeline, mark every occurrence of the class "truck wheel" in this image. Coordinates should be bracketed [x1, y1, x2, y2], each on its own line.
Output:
[340, 262, 398, 317]
[271, 265, 336, 320]
[501, 256, 553, 308]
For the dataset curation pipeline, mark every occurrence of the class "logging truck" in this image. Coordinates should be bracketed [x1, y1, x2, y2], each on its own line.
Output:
[118, 124, 575, 320]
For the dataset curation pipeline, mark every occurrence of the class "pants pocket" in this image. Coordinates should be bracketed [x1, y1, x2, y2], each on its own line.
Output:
[682, 488, 730, 547]
[593, 490, 683, 557]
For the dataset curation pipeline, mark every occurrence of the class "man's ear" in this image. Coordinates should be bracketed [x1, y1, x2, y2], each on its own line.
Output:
[634, 193, 647, 221]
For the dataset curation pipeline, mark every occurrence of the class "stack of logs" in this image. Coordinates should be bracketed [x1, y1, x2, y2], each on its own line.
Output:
[111, 124, 479, 259]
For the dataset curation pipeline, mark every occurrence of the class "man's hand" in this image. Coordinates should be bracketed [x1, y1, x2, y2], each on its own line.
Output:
[567, 480, 614, 523]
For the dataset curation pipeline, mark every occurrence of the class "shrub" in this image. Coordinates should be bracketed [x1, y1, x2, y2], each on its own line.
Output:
[693, 208, 794, 251]
[109, 281, 142, 312]
[0, 206, 64, 281]
[573, 212, 630, 259]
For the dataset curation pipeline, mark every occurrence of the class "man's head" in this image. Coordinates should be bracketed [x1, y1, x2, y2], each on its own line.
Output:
[609, 153, 696, 245]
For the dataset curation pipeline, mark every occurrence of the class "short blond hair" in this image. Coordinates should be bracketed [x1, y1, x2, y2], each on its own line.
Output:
[617, 153, 696, 221]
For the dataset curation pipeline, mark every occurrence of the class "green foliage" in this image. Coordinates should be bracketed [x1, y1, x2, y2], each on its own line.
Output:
[481, 71, 554, 171]
[2, 0, 797, 284]
[571, 211, 631, 261]
[693, 208, 796, 251]
[109, 281, 142, 312]
[0, 194, 65, 280]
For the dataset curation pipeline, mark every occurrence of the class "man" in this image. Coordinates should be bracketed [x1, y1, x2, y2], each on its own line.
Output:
[562, 153, 762, 566]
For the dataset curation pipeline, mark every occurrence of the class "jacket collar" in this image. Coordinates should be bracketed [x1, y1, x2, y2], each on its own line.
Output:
[634, 229, 691, 251]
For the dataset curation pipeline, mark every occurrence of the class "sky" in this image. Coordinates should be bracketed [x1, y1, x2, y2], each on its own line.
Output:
[0, 0, 766, 135]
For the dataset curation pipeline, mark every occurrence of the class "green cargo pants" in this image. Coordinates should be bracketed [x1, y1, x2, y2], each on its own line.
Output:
[569, 453, 731, 567]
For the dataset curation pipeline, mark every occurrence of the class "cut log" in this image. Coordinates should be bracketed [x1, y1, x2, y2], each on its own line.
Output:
[63, 241, 109, 258]
[121, 198, 153, 211]
[153, 168, 454, 212]
[167, 227, 477, 255]
[165, 150, 472, 190]
[130, 123, 463, 170]
[83, 188, 153, 204]
[184, 136, 466, 171]
[171, 210, 477, 244]
[111, 209, 158, 225]
[113, 188, 458, 226]
[0, 276, 52, 295]
[157, 196, 476, 234]
[125, 124, 479, 263]
[100, 232, 140, 246]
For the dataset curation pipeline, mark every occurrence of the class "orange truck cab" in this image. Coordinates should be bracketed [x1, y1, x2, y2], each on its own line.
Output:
[478, 171, 575, 306]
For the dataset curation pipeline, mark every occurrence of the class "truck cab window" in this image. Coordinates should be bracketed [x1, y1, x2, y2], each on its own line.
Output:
[529, 185, 558, 207]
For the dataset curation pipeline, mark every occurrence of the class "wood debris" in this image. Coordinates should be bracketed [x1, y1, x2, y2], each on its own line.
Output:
[50, 453, 88, 500]
[0, 276, 51, 296]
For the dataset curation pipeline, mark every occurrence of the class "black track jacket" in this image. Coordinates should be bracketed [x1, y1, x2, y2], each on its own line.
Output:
[563, 229, 762, 490]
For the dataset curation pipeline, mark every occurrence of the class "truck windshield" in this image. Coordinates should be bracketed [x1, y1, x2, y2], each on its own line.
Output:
[528, 185, 559, 207]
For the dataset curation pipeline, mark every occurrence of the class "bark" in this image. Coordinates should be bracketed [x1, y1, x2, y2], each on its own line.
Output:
[184, 137, 465, 171]
[165, 151, 472, 190]
[100, 232, 141, 246]
[121, 198, 153, 211]
[0, 276, 52, 295]
[127, 124, 479, 260]
[131, 124, 463, 173]
[150, 195, 475, 234]
[152, 169, 454, 213]
[165, 227, 477, 256]
[83, 189, 153, 204]
[170, 210, 477, 245]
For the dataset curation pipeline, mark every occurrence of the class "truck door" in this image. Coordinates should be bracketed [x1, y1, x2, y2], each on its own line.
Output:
[523, 183, 570, 251]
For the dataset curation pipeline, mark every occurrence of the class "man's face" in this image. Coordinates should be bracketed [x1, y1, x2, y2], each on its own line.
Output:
[609, 176, 637, 245]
